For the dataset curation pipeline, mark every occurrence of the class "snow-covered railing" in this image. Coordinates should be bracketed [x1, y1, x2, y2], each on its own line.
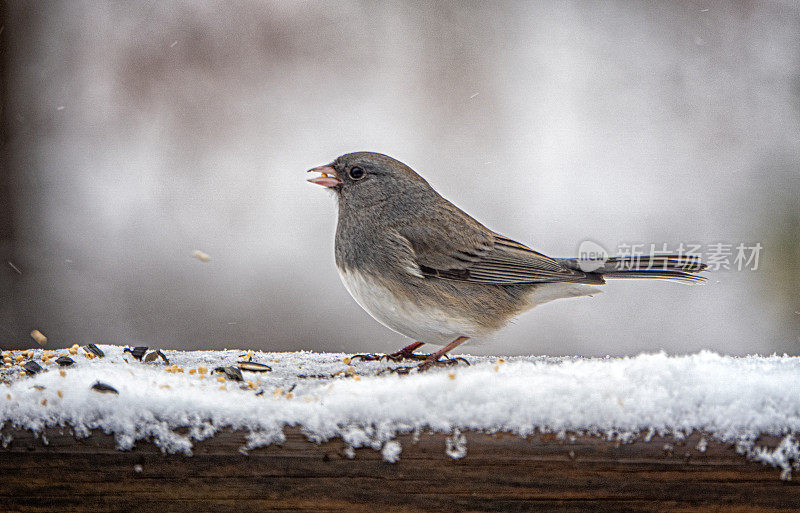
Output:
[2, 346, 799, 510]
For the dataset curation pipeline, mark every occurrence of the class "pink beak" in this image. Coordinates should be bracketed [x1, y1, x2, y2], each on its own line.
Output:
[307, 165, 342, 188]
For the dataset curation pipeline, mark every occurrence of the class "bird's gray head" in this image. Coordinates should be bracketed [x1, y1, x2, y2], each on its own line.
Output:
[307, 152, 433, 210]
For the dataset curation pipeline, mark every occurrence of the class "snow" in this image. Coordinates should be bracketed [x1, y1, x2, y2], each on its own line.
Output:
[1, 346, 799, 477]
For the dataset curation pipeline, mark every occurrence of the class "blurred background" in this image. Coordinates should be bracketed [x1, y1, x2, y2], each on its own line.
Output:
[1, 1, 798, 356]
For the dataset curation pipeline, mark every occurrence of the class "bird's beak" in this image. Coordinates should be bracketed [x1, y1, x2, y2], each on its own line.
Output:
[307, 165, 342, 188]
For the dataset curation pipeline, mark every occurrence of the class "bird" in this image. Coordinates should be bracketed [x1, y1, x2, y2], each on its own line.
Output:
[307, 152, 706, 372]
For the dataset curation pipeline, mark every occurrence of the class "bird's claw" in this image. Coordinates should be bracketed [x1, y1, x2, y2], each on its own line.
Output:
[381, 355, 470, 374]
[351, 350, 432, 363]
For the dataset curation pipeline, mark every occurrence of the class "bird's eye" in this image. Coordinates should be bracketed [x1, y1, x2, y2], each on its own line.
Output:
[348, 166, 365, 180]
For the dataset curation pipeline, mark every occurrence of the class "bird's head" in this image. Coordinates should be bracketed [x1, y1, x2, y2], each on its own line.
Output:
[307, 152, 431, 209]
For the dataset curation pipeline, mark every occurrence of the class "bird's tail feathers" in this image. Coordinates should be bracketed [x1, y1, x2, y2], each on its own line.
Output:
[559, 254, 707, 284]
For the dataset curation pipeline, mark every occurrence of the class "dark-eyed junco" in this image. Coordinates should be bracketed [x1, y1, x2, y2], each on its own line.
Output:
[308, 152, 706, 371]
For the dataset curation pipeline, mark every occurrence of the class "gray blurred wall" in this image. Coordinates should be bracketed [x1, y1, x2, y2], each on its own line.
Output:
[2, 1, 799, 355]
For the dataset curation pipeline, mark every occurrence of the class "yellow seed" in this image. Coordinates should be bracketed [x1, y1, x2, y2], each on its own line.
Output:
[30, 329, 47, 345]
[41, 398, 47, 406]
[71, 344, 79, 350]
[448, 373, 456, 380]
[218, 384, 226, 390]
[2, 357, 10, 364]
[59, 370, 66, 377]
[3, 363, 11, 368]
[353, 375, 361, 381]
[160, 384, 171, 389]
[57, 390, 63, 398]
[197, 366, 207, 375]
[198, 375, 205, 380]
[494, 365, 499, 372]
[498, 358, 505, 364]
[285, 392, 293, 399]
[193, 250, 211, 262]
[59, 352, 68, 357]
[19, 370, 26, 376]
[27, 351, 34, 358]
[176, 367, 183, 373]
[305, 397, 311, 402]
[15, 354, 22, 362]
[217, 375, 225, 383]
[246, 380, 255, 389]
[273, 387, 283, 396]
[6, 394, 10, 399]
[347, 365, 355, 373]
[69, 348, 78, 355]
[188, 369, 196, 375]
[343, 357, 351, 365]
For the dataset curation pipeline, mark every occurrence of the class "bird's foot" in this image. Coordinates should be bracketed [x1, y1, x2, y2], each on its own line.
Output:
[350, 350, 429, 362]
[351, 342, 428, 362]
[382, 355, 470, 375]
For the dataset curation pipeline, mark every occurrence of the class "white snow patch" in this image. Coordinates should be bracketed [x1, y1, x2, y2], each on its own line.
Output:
[445, 428, 467, 459]
[381, 440, 402, 462]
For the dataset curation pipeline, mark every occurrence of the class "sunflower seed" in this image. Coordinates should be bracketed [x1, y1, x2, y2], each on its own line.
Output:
[55, 356, 75, 367]
[236, 361, 272, 372]
[23, 361, 43, 374]
[84, 344, 105, 358]
[91, 382, 118, 394]
[123, 347, 148, 360]
[214, 366, 243, 381]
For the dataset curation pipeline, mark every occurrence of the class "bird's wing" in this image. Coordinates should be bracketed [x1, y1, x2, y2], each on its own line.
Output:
[395, 204, 586, 284]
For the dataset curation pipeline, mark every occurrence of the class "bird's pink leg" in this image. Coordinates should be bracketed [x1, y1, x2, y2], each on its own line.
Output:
[388, 341, 427, 360]
[417, 336, 470, 371]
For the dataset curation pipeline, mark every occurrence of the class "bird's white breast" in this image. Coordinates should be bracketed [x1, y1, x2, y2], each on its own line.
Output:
[337, 268, 481, 346]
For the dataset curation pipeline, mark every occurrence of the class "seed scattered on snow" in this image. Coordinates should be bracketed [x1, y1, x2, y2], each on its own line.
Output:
[55, 356, 74, 367]
[236, 361, 272, 373]
[144, 349, 169, 364]
[84, 344, 105, 358]
[22, 361, 43, 374]
[214, 366, 243, 381]
[123, 347, 148, 360]
[91, 382, 118, 394]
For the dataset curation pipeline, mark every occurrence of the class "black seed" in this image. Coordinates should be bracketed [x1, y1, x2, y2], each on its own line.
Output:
[214, 366, 243, 381]
[84, 344, 105, 358]
[124, 347, 148, 360]
[23, 361, 43, 374]
[91, 382, 118, 394]
[236, 361, 272, 372]
[55, 356, 74, 367]
[144, 350, 169, 364]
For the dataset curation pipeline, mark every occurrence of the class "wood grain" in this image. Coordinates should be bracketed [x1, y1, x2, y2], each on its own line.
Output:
[1, 427, 797, 512]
